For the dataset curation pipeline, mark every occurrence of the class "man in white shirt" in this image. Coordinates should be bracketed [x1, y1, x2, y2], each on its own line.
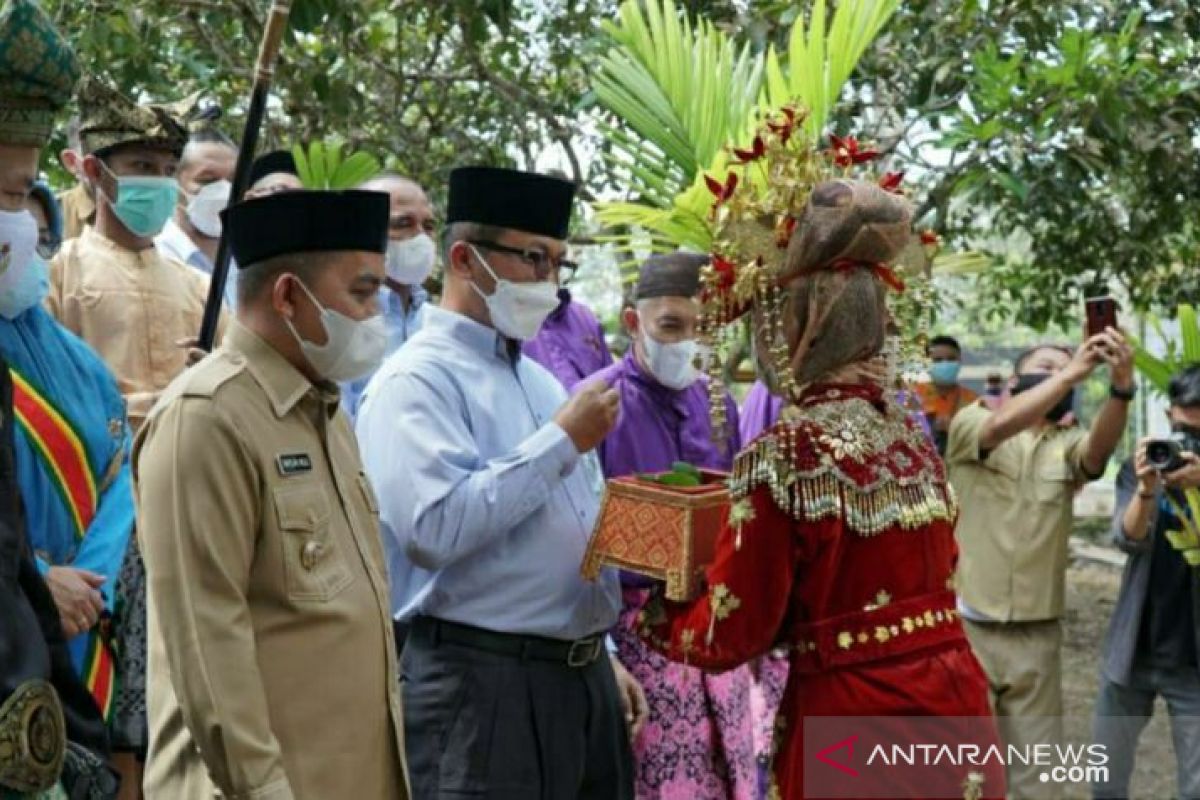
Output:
[155, 127, 237, 307]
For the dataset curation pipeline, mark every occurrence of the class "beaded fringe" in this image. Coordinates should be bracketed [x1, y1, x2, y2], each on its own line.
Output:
[730, 431, 957, 536]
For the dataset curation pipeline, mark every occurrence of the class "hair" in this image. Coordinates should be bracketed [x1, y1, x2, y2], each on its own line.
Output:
[1013, 344, 1073, 374]
[441, 221, 506, 260]
[236, 251, 323, 308]
[1168, 365, 1200, 409]
[787, 267, 888, 385]
[927, 335, 961, 356]
[360, 172, 422, 192]
[179, 129, 237, 173]
[27, 183, 61, 236]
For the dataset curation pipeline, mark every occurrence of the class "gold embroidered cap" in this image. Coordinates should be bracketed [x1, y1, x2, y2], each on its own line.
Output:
[76, 75, 196, 156]
[0, 0, 79, 147]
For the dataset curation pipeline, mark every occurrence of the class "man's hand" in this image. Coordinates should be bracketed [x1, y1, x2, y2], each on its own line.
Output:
[176, 336, 208, 368]
[1062, 328, 1131, 386]
[1134, 438, 1161, 496]
[555, 379, 619, 453]
[1164, 451, 1200, 490]
[610, 655, 649, 740]
[45, 566, 105, 638]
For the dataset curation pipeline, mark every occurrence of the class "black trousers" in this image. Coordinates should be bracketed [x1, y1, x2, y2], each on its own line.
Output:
[401, 620, 634, 800]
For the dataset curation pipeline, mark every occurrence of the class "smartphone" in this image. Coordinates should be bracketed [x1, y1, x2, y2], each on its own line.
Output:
[1084, 296, 1118, 338]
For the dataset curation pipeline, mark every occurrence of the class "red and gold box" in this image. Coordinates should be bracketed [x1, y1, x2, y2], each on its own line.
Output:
[581, 470, 730, 601]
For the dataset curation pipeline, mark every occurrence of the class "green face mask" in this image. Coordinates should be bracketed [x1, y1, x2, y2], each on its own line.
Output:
[104, 175, 178, 237]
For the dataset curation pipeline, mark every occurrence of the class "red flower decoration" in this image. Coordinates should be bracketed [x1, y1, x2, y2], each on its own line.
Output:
[767, 107, 798, 145]
[703, 171, 739, 209]
[920, 229, 939, 247]
[775, 216, 797, 249]
[878, 171, 905, 193]
[828, 134, 879, 167]
[711, 255, 737, 290]
[733, 135, 766, 164]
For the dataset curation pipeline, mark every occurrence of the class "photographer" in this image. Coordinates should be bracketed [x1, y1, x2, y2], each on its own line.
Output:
[1092, 366, 1200, 800]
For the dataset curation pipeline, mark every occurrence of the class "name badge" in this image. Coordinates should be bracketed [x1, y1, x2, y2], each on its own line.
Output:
[276, 453, 313, 477]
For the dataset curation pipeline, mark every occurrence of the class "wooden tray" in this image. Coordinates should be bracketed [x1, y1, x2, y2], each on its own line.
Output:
[581, 470, 730, 601]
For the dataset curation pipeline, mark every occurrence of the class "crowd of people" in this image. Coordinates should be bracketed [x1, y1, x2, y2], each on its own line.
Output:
[2, 2, 1198, 800]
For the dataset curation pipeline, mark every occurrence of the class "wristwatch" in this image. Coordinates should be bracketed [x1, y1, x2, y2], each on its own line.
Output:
[1110, 384, 1136, 401]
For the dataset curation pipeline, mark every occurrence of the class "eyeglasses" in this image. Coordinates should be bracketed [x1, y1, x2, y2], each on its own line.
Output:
[467, 239, 577, 283]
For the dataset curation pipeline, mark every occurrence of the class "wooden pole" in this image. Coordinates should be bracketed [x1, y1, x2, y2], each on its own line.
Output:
[198, 0, 292, 351]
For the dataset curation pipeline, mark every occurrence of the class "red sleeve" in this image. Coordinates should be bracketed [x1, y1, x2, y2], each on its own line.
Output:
[638, 484, 799, 671]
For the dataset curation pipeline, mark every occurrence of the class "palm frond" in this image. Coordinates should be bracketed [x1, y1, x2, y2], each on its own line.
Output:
[290, 140, 381, 189]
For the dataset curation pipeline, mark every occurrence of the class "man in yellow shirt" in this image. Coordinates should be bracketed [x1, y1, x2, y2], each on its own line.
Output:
[947, 333, 1134, 798]
[47, 77, 216, 432]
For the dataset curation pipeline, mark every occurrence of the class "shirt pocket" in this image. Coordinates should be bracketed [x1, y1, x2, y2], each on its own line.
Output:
[273, 483, 353, 602]
[1034, 460, 1076, 503]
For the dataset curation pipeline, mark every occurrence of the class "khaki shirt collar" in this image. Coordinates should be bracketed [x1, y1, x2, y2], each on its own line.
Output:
[225, 322, 340, 419]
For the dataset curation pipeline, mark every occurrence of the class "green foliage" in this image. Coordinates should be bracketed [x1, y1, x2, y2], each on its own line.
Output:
[1132, 304, 1200, 393]
[291, 141, 381, 190]
[41, 0, 609, 202]
[591, 0, 897, 273]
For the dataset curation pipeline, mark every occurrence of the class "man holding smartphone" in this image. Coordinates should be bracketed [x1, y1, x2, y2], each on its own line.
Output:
[947, 328, 1134, 798]
[1092, 365, 1200, 800]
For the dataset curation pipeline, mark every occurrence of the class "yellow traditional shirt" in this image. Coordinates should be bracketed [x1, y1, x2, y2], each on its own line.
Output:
[56, 183, 94, 241]
[947, 402, 1091, 622]
[133, 322, 408, 800]
[47, 226, 217, 431]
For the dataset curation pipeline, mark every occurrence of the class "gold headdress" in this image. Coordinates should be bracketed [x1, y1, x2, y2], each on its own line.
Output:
[693, 104, 922, 433]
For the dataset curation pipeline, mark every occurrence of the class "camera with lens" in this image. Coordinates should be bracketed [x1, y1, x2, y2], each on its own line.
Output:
[1146, 432, 1199, 473]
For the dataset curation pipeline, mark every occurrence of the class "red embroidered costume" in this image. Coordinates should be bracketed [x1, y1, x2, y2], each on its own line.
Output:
[639, 382, 1003, 798]
[632, 112, 1004, 799]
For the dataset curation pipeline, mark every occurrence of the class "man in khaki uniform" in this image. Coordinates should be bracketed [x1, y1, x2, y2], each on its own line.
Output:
[133, 188, 407, 800]
[948, 333, 1133, 798]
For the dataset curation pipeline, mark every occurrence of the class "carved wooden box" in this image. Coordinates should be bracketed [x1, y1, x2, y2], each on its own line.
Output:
[581, 470, 730, 601]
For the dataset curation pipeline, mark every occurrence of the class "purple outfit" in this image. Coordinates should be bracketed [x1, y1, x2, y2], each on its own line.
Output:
[522, 291, 613, 390]
[740, 379, 933, 442]
[739, 380, 786, 444]
[590, 351, 760, 800]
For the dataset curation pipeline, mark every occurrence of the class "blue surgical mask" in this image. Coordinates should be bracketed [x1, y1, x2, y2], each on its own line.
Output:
[103, 172, 178, 237]
[929, 360, 961, 386]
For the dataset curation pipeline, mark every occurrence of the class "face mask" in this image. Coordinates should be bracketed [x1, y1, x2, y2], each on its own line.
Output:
[0, 210, 49, 319]
[385, 234, 436, 285]
[468, 245, 559, 340]
[1012, 373, 1074, 422]
[642, 332, 699, 390]
[284, 278, 389, 382]
[184, 179, 231, 238]
[102, 173, 178, 237]
[929, 360, 961, 386]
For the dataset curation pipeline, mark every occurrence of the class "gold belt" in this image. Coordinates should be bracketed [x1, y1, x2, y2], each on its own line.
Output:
[788, 589, 966, 675]
[0, 680, 65, 793]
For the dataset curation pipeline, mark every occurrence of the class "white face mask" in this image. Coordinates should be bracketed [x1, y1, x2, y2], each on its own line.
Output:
[468, 245, 559, 340]
[185, 179, 232, 238]
[642, 332, 700, 390]
[284, 278, 389, 382]
[385, 234, 436, 286]
[0, 210, 49, 320]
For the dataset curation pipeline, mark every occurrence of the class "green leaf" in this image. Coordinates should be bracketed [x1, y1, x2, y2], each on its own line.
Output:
[291, 143, 313, 187]
[1180, 304, 1200, 363]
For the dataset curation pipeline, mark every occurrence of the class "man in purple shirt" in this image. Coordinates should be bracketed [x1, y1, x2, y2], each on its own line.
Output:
[523, 287, 613, 390]
[587, 252, 761, 799]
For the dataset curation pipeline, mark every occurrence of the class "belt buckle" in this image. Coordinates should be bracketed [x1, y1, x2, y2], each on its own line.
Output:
[566, 637, 601, 667]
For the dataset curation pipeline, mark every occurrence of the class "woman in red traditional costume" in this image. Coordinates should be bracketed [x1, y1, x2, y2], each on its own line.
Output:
[636, 115, 1004, 800]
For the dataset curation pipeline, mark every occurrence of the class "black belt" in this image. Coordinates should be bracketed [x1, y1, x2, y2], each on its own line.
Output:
[411, 616, 606, 668]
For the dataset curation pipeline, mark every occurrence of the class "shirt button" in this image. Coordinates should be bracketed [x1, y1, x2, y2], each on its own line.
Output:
[300, 541, 322, 570]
